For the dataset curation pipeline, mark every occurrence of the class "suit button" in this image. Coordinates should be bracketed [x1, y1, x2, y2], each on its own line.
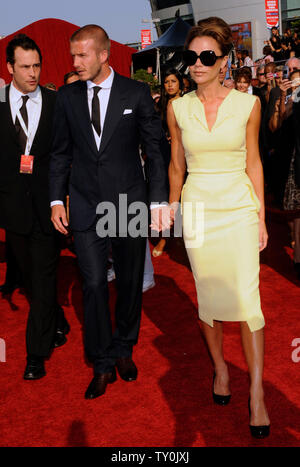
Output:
[26, 191, 31, 196]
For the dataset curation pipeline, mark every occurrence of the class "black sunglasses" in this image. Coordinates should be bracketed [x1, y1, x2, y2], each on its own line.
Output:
[182, 50, 224, 67]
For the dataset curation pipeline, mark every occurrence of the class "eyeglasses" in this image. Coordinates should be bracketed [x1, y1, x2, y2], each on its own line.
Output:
[182, 50, 224, 67]
[257, 73, 265, 76]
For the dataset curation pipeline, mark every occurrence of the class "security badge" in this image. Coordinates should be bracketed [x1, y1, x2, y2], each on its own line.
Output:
[16, 107, 34, 174]
[20, 155, 34, 174]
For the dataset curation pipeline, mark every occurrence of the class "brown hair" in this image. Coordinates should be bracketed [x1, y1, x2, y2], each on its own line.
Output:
[70, 24, 111, 55]
[234, 67, 252, 84]
[185, 17, 233, 56]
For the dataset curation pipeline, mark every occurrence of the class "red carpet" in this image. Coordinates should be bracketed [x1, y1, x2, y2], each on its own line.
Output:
[0, 217, 300, 447]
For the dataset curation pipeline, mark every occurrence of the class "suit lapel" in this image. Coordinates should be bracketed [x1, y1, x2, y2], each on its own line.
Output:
[70, 80, 99, 156]
[2, 84, 23, 152]
[99, 73, 127, 156]
[31, 86, 51, 152]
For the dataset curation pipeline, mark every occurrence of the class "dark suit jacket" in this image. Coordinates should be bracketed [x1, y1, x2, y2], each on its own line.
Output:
[49, 72, 168, 231]
[0, 85, 56, 234]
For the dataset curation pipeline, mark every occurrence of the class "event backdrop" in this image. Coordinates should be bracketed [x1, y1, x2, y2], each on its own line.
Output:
[0, 18, 136, 88]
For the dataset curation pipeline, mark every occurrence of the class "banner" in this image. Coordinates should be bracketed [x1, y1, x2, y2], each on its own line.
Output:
[265, 0, 279, 28]
[141, 29, 152, 49]
[230, 22, 252, 57]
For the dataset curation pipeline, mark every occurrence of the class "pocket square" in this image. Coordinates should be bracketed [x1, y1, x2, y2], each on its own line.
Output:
[123, 109, 132, 115]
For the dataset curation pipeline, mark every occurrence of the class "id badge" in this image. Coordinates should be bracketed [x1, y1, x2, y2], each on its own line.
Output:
[20, 155, 34, 174]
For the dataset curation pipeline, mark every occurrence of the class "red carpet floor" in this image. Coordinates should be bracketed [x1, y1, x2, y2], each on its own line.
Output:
[0, 217, 300, 447]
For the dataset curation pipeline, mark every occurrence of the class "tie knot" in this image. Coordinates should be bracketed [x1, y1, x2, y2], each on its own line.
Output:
[93, 86, 101, 96]
[22, 95, 29, 105]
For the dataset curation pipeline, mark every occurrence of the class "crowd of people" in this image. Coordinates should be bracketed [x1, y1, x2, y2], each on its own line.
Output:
[0, 18, 300, 443]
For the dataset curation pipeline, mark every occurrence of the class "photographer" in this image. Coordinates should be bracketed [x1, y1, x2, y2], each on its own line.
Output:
[269, 69, 300, 278]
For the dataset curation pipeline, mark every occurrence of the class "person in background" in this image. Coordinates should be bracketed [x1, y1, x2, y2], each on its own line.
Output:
[242, 49, 255, 78]
[260, 62, 276, 104]
[44, 82, 57, 91]
[256, 65, 267, 88]
[262, 45, 274, 64]
[269, 70, 300, 279]
[281, 29, 293, 60]
[63, 71, 79, 85]
[268, 27, 283, 62]
[234, 67, 252, 93]
[152, 68, 183, 258]
[182, 75, 192, 94]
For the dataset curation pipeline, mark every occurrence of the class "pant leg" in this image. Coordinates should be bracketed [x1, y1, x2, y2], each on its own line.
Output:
[26, 222, 60, 357]
[3, 234, 22, 287]
[110, 235, 146, 359]
[7, 223, 59, 357]
[73, 230, 115, 373]
[5, 231, 32, 297]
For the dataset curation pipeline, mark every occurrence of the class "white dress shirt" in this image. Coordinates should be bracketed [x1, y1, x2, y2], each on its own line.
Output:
[87, 67, 114, 150]
[9, 82, 42, 154]
[51, 68, 114, 207]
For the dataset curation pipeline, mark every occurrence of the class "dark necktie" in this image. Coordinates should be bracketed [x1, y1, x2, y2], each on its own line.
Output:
[15, 95, 29, 153]
[91, 86, 101, 137]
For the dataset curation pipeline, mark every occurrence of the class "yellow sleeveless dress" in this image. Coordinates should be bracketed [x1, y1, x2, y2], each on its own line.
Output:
[172, 89, 265, 332]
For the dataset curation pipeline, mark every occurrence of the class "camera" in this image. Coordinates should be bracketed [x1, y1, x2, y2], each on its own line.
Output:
[283, 65, 289, 80]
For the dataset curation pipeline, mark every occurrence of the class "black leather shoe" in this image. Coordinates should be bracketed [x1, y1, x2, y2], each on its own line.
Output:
[115, 357, 138, 382]
[212, 373, 231, 406]
[0, 282, 20, 295]
[85, 369, 117, 399]
[24, 357, 46, 380]
[248, 398, 270, 439]
[53, 322, 70, 348]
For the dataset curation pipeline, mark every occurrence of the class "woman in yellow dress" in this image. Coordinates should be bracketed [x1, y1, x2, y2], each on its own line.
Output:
[168, 17, 270, 438]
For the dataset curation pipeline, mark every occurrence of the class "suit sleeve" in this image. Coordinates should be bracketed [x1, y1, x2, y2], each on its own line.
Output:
[137, 84, 168, 204]
[49, 89, 73, 203]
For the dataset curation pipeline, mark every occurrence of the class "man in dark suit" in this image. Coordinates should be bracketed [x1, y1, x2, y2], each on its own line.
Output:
[50, 25, 168, 399]
[0, 34, 69, 380]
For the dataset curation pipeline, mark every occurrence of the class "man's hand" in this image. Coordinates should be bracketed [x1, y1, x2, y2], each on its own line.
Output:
[150, 205, 172, 232]
[51, 205, 69, 235]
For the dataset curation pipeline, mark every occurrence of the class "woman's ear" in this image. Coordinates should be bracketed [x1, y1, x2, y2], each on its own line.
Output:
[220, 55, 229, 71]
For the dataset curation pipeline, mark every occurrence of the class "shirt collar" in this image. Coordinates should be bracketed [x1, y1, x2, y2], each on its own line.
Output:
[87, 67, 114, 90]
[10, 81, 41, 104]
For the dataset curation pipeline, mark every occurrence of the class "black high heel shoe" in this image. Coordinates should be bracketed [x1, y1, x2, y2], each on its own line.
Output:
[248, 397, 270, 439]
[212, 373, 231, 406]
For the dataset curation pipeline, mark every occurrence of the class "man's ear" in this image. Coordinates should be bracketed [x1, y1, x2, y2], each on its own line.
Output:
[100, 49, 109, 63]
[7, 62, 14, 76]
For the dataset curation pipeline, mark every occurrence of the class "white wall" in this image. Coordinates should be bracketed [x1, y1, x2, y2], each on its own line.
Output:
[191, 0, 270, 60]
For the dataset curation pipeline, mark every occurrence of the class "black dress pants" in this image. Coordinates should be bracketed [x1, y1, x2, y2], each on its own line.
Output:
[73, 228, 146, 374]
[2, 235, 22, 287]
[6, 219, 60, 357]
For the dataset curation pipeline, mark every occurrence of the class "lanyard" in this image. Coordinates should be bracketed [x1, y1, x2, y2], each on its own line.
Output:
[16, 103, 35, 155]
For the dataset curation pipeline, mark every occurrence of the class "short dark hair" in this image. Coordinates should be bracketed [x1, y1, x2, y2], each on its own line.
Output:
[234, 67, 252, 84]
[70, 24, 110, 54]
[63, 71, 79, 85]
[6, 34, 42, 65]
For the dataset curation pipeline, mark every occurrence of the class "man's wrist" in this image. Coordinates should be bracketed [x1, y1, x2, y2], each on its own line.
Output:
[50, 200, 64, 207]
